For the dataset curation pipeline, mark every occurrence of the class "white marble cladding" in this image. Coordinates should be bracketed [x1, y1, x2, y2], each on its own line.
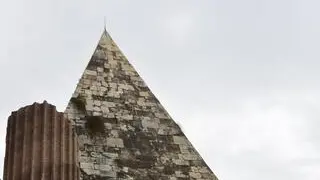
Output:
[64, 31, 218, 180]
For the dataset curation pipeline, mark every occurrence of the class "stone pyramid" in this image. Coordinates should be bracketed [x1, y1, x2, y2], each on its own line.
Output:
[64, 29, 218, 180]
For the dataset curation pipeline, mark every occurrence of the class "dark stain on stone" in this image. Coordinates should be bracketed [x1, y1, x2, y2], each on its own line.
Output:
[103, 117, 118, 124]
[91, 95, 114, 102]
[85, 116, 106, 135]
[166, 144, 181, 152]
[115, 158, 155, 169]
[103, 146, 121, 154]
[87, 60, 105, 70]
[163, 165, 175, 175]
[117, 171, 127, 178]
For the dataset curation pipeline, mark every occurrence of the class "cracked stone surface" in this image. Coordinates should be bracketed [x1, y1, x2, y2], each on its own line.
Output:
[64, 30, 218, 180]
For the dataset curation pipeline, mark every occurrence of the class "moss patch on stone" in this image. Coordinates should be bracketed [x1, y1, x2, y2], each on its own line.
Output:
[70, 95, 86, 112]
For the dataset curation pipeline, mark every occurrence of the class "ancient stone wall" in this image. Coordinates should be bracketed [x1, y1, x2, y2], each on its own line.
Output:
[3, 101, 79, 180]
[65, 31, 218, 180]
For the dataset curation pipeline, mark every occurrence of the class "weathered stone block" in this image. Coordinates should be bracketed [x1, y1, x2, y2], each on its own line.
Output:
[173, 136, 189, 145]
[107, 138, 124, 148]
[142, 119, 159, 129]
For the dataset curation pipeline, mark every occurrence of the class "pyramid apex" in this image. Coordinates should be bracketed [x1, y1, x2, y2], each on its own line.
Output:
[95, 28, 111, 50]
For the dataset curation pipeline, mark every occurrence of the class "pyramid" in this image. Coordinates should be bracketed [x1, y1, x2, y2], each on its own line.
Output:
[64, 29, 218, 180]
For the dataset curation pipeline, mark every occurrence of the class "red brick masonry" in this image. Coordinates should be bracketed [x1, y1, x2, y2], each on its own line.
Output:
[3, 101, 79, 180]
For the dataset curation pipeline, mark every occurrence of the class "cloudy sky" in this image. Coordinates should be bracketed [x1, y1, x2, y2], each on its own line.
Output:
[1, 0, 320, 179]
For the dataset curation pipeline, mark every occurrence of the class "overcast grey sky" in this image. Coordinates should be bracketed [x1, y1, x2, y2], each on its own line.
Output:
[1, 0, 320, 179]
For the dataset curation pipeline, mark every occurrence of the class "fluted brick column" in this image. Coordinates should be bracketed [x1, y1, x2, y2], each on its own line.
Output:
[3, 101, 79, 180]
